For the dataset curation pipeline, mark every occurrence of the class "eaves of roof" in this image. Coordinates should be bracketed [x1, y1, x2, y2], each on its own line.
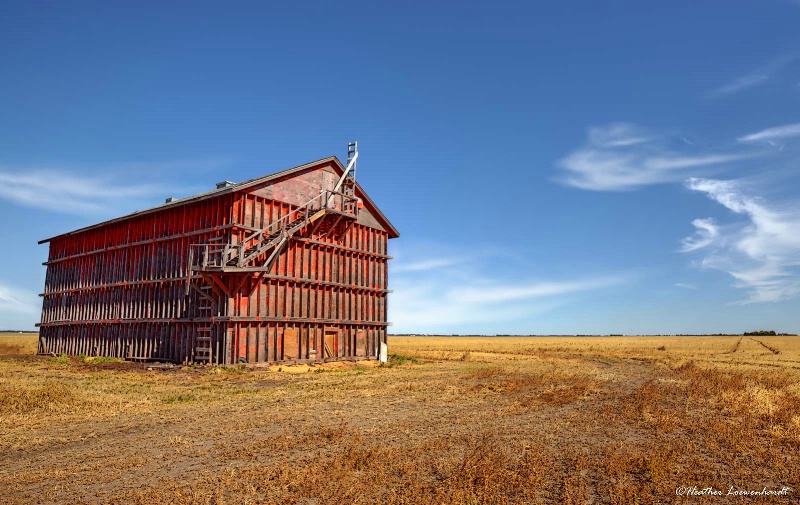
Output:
[39, 156, 399, 244]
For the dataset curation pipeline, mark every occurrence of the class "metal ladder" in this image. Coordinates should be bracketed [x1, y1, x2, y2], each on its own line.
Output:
[347, 141, 357, 180]
[194, 284, 215, 364]
[341, 142, 358, 215]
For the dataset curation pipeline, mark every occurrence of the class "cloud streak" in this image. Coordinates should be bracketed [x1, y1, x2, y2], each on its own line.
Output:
[0, 171, 160, 214]
[0, 283, 40, 315]
[682, 177, 800, 303]
[738, 122, 800, 144]
[711, 54, 797, 97]
[390, 277, 623, 331]
[0, 161, 216, 216]
[389, 249, 628, 332]
[451, 277, 624, 304]
[392, 257, 467, 273]
[557, 123, 752, 191]
[0, 282, 41, 330]
[713, 74, 770, 96]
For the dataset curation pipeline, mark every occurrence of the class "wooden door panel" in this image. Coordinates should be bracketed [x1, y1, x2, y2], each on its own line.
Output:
[356, 330, 366, 357]
[283, 328, 299, 360]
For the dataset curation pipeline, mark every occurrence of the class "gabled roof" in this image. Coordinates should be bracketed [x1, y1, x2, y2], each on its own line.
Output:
[39, 156, 399, 244]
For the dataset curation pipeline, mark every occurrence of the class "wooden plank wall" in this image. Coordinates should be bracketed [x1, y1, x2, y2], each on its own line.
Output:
[225, 191, 391, 364]
[37, 175, 395, 365]
[38, 195, 233, 362]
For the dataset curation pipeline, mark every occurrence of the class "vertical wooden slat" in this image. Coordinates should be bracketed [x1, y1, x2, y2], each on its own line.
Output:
[39, 168, 395, 365]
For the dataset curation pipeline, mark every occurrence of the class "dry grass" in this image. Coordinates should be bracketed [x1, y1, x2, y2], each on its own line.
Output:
[390, 334, 800, 369]
[0, 332, 38, 355]
[1, 334, 798, 504]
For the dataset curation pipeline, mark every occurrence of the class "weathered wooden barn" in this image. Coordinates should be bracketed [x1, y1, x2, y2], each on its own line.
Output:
[37, 144, 398, 365]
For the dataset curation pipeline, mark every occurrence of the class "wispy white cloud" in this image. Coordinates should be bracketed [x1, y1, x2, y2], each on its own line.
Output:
[0, 161, 218, 215]
[0, 282, 41, 330]
[711, 54, 798, 97]
[0, 283, 40, 315]
[682, 177, 800, 303]
[451, 277, 624, 304]
[392, 257, 466, 273]
[390, 277, 624, 331]
[713, 74, 770, 96]
[0, 171, 160, 214]
[390, 278, 571, 330]
[675, 283, 697, 290]
[389, 248, 628, 332]
[587, 123, 654, 148]
[680, 218, 719, 252]
[557, 123, 752, 191]
[738, 122, 800, 145]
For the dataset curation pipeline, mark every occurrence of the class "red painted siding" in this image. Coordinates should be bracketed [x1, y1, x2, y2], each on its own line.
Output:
[37, 159, 395, 365]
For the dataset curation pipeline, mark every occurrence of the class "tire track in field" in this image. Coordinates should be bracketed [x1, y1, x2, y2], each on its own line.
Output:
[722, 337, 742, 354]
[748, 338, 781, 355]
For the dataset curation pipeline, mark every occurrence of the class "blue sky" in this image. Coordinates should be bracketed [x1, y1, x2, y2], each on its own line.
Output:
[1, 1, 799, 334]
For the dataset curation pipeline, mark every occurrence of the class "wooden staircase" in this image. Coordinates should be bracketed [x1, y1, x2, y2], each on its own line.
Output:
[184, 142, 360, 365]
[189, 188, 357, 274]
[190, 143, 360, 274]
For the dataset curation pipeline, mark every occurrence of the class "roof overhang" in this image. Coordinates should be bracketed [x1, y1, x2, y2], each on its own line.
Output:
[39, 156, 399, 244]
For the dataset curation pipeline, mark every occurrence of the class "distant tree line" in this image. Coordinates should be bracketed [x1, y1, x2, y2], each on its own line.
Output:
[743, 330, 798, 336]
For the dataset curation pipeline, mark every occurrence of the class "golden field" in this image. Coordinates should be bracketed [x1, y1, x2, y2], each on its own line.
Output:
[0, 332, 38, 355]
[1, 333, 798, 504]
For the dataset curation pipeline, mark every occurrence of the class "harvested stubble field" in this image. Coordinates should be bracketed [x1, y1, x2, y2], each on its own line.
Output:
[1, 333, 799, 504]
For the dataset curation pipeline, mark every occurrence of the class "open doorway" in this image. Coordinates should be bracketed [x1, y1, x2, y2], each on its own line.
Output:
[323, 328, 338, 359]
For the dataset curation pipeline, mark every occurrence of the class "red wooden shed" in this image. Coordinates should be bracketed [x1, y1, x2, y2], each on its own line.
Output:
[37, 145, 398, 365]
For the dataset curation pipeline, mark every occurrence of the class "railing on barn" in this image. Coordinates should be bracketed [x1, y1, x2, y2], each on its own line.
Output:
[188, 188, 358, 272]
